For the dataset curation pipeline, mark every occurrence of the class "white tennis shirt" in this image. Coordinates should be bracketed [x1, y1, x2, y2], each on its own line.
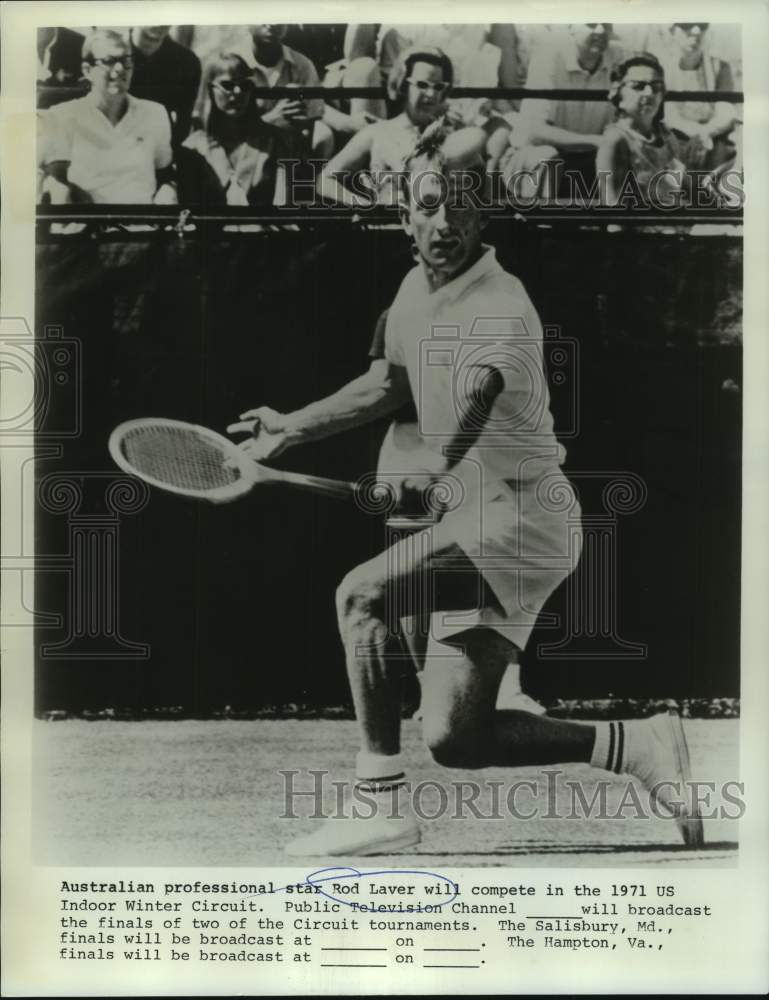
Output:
[383, 245, 579, 647]
[384, 245, 565, 496]
[380, 247, 581, 649]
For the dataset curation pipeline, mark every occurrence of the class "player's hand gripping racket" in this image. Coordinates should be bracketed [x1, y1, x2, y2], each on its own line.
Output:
[109, 418, 356, 504]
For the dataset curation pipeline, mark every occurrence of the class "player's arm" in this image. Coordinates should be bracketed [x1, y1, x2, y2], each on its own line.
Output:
[227, 360, 412, 461]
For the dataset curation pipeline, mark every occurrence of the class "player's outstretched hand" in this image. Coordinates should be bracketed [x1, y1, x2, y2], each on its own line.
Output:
[227, 407, 292, 462]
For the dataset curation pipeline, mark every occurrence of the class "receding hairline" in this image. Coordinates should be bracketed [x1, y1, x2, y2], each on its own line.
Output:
[82, 28, 128, 61]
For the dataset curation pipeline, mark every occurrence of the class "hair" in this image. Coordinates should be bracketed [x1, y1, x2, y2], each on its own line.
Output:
[398, 118, 488, 205]
[387, 45, 454, 102]
[609, 53, 666, 126]
[199, 52, 260, 141]
[671, 22, 710, 32]
[82, 28, 128, 62]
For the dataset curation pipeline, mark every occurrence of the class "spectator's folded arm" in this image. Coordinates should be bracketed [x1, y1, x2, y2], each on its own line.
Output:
[522, 120, 604, 150]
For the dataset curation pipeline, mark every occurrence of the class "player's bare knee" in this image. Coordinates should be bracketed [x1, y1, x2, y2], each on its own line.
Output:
[335, 568, 386, 628]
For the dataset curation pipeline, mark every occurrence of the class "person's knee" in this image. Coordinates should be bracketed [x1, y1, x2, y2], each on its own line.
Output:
[335, 566, 386, 626]
[343, 56, 380, 87]
[423, 719, 488, 770]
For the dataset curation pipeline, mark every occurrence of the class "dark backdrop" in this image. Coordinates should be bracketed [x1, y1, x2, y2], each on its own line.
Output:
[34, 220, 742, 713]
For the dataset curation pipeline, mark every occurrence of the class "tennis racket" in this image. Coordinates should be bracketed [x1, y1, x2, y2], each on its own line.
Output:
[108, 418, 356, 504]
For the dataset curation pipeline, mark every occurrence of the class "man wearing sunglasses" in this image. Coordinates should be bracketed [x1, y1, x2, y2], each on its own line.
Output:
[39, 28, 175, 205]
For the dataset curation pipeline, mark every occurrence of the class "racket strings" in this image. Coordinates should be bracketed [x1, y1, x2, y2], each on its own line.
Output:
[120, 425, 240, 491]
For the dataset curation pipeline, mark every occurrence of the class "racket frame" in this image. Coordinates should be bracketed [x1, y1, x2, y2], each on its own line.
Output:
[109, 418, 258, 503]
[109, 417, 357, 504]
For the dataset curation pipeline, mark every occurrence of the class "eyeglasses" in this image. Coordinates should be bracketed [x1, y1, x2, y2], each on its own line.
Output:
[406, 78, 450, 96]
[88, 55, 134, 70]
[212, 80, 251, 94]
[624, 79, 665, 93]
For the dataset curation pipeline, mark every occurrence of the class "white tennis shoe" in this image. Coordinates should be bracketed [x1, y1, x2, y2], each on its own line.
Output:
[624, 711, 704, 848]
[285, 813, 421, 857]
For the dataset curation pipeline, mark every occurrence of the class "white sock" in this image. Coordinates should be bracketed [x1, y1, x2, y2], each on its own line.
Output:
[589, 721, 627, 774]
[354, 751, 408, 820]
[354, 750, 407, 793]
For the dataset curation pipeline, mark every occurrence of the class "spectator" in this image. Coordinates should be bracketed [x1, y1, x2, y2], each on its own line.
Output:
[318, 45, 509, 206]
[657, 23, 738, 170]
[37, 27, 85, 108]
[38, 29, 175, 205]
[279, 25, 370, 145]
[596, 55, 688, 206]
[170, 25, 251, 65]
[324, 24, 389, 125]
[229, 24, 334, 160]
[514, 23, 557, 78]
[128, 26, 202, 148]
[317, 46, 455, 206]
[502, 24, 625, 198]
[336, 24, 513, 127]
[487, 24, 525, 115]
[178, 53, 285, 206]
[315, 25, 389, 142]
[705, 24, 742, 88]
[283, 24, 346, 75]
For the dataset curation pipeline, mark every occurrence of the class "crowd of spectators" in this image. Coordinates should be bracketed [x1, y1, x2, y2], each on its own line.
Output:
[36, 22, 743, 211]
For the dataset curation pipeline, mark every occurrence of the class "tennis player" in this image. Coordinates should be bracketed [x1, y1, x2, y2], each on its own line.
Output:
[229, 122, 703, 855]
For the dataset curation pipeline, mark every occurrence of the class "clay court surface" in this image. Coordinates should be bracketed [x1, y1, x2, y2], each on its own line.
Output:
[34, 718, 738, 868]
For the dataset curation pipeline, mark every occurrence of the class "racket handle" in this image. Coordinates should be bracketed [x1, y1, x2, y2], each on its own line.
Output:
[269, 468, 356, 500]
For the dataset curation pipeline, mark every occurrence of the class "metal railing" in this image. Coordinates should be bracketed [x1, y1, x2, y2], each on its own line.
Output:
[37, 83, 744, 103]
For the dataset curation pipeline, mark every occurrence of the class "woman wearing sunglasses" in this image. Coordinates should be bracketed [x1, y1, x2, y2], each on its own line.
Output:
[178, 52, 286, 206]
[597, 54, 689, 207]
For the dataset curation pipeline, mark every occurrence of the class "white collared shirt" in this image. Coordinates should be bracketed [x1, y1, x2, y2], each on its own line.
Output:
[42, 94, 172, 203]
[384, 246, 565, 493]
